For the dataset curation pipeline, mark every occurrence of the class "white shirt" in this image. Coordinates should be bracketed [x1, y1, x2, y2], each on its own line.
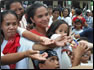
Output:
[48, 16, 53, 26]
[1, 37, 35, 69]
[20, 15, 27, 29]
[51, 34, 72, 69]
[72, 29, 83, 35]
[61, 17, 72, 26]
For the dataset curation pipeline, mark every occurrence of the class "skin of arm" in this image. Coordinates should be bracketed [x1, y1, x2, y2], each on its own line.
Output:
[22, 30, 43, 42]
[1, 52, 28, 65]
[17, 27, 54, 45]
[1, 50, 48, 65]
[32, 43, 56, 51]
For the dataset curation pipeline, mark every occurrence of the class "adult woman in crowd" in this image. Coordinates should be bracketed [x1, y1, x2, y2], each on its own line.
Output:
[6, 0, 27, 28]
[61, 8, 72, 27]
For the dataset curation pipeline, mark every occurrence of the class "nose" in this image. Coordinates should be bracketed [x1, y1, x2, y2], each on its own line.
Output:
[9, 25, 14, 29]
[55, 60, 59, 65]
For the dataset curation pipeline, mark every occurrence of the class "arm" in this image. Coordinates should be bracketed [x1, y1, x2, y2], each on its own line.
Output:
[17, 27, 54, 45]
[72, 42, 88, 67]
[32, 43, 56, 51]
[1, 52, 27, 65]
[1, 50, 48, 65]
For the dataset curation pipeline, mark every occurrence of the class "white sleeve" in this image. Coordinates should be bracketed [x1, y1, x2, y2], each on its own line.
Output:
[1, 52, 4, 56]
[17, 27, 26, 36]
[67, 17, 72, 26]
[51, 34, 61, 40]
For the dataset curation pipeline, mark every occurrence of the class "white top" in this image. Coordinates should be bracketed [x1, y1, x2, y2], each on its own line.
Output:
[1, 37, 35, 69]
[1, 52, 4, 56]
[51, 34, 72, 69]
[20, 15, 27, 29]
[72, 29, 83, 35]
[48, 16, 53, 26]
[61, 17, 72, 26]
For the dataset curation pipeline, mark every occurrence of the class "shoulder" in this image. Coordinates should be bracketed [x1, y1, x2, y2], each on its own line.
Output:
[20, 37, 34, 45]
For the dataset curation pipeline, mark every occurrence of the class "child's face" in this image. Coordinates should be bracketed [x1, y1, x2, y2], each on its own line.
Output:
[39, 56, 59, 69]
[75, 22, 82, 29]
[55, 24, 68, 35]
[53, 11, 60, 19]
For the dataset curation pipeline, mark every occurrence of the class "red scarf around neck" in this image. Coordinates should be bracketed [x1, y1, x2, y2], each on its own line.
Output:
[3, 33, 20, 69]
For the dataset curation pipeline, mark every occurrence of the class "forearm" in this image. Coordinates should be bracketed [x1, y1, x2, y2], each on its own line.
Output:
[33, 43, 55, 51]
[22, 30, 41, 42]
[17, 27, 42, 42]
[72, 56, 81, 67]
[1, 52, 26, 65]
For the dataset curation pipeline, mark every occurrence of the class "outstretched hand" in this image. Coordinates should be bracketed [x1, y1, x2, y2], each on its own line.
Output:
[40, 37, 55, 46]
[55, 34, 73, 47]
[26, 50, 48, 61]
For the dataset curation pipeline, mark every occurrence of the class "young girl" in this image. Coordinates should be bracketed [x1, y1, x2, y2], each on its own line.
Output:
[72, 19, 84, 35]
[46, 20, 72, 69]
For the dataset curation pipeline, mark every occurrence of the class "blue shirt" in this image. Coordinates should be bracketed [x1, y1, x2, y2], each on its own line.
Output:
[80, 28, 93, 43]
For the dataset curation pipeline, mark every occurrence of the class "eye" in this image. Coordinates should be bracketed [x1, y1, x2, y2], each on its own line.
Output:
[38, 15, 43, 18]
[59, 30, 62, 32]
[64, 31, 67, 33]
[19, 8, 23, 11]
[50, 58, 55, 62]
[6, 22, 10, 26]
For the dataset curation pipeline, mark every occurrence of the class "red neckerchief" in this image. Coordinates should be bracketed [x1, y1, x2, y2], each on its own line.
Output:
[3, 33, 20, 69]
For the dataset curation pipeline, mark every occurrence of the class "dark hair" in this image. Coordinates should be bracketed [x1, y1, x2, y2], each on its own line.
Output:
[52, 7, 60, 13]
[62, 8, 70, 17]
[75, 8, 82, 15]
[1, 10, 18, 23]
[46, 20, 69, 38]
[27, 3, 47, 26]
[75, 19, 83, 24]
[6, 0, 22, 10]
[35, 49, 58, 69]
[1, 10, 18, 37]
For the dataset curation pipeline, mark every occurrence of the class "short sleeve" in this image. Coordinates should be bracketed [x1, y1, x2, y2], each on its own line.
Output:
[1, 52, 4, 56]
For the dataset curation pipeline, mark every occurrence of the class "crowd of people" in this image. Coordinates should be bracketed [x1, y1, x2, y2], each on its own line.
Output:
[0, 0, 93, 69]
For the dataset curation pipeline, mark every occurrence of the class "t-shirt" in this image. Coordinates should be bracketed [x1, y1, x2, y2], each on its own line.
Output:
[80, 28, 93, 43]
[20, 15, 27, 29]
[72, 29, 83, 35]
[30, 29, 45, 36]
[1, 37, 35, 69]
[51, 34, 72, 69]
[61, 17, 72, 26]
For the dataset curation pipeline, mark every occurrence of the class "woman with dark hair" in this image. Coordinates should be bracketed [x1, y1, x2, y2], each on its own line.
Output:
[27, 3, 49, 36]
[6, 0, 27, 28]
[61, 8, 72, 27]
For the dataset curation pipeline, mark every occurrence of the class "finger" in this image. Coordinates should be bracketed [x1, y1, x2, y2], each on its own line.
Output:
[41, 52, 48, 58]
[30, 50, 40, 54]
